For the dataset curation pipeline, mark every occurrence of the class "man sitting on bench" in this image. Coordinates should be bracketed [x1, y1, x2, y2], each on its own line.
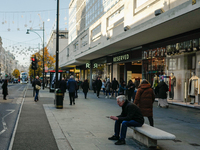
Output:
[108, 95, 144, 145]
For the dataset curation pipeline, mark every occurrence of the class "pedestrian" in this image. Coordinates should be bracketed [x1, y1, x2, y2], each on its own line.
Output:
[67, 75, 77, 105]
[32, 76, 41, 102]
[95, 77, 102, 98]
[75, 78, 78, 98]
[134, 79, 155, 126]
[92, 80, 96, 94]
[118, 81, 126, 95]
[155, 76, 169, 108]
[2, 79, 8, 100]
[127, 80, 135, 102]
[133, 80, 140, 100]
[108, 95, 144, 145]
[82, 79, 89, 99]
[102, 80, 106, 95]
[105, 78, 111, 98]
[59, 77, 67, 100]
[111, 78, 119, 98]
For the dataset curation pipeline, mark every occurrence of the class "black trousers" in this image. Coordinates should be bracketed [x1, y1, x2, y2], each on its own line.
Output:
[97, 89, 100, 97]
[147, 116, 154, 127]
[84, 92, 87, 99]
[3, 94, 6, 100]
[69, 92, 75, 104]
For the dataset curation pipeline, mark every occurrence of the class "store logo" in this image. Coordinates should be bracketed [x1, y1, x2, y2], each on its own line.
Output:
[113, 54, 129, 62]
[86, 63, 98, 68]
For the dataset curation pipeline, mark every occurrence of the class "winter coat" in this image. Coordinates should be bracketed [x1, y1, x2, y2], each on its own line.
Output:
[32, 79, 41, 90]
[112, 79, 119, 90]
[96, 79, 102, 90]
[118, 84, 126, 95]
[59, 80, 67, 93]
[155, 81, 169, 99]
[105, 81, 111, 91]
[2, 81, 8, 95]
[82, 81, 89, 93]
[134, 83, 155, 117]
[117, 100, 144, 125]
[127, 83, 135, 95]
[67, 78, 77, 93]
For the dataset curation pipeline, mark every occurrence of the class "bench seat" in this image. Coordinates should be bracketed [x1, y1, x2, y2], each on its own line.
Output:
[129, 124, 176, 147]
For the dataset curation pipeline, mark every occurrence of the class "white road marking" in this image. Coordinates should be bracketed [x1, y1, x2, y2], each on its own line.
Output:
[0, 109, 15, 135]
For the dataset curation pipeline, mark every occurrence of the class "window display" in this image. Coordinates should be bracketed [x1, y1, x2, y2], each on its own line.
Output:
[188, 72, 199, 104]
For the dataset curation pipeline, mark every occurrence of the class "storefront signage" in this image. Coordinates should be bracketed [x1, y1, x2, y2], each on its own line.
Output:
[86, 63, 98, 69]
[113, 54, 129, 62]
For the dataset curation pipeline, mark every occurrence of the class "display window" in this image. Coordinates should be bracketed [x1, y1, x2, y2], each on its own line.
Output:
[142, 38, 200, 105]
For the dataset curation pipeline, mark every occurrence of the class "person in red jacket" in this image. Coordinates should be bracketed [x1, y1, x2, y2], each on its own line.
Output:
[134, 79, 155, 126]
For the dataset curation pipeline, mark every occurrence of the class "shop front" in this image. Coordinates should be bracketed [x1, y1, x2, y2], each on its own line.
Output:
[142, 35, 200, 105]
[112, 48, 142, 85]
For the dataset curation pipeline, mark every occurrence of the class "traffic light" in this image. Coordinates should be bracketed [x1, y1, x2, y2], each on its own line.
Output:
[31, 56, 37, 70]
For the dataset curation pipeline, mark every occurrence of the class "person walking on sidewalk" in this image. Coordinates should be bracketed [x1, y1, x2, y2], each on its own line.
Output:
[118, 81, 126, 95]
[92, 80, 96, 94]
[108, 95, 144, 145]
[82, 79, 89, 99]
[112, 78, 119, 98]
[32, 76, 41, 102]
[67, 75, 77, 105]
[2, 79, 8, 100]
[134, 79, 155, 126]
[127, 80, 135, 102]
[96, 77, 102, 98]
[155, 76, 169, 108]
[59, 77, 67, 100]
[105, 78, 111, 98]
[102, 80, 106, 95]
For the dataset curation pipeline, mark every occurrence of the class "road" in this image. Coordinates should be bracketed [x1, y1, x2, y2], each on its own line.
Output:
[0, 83, 27, 150]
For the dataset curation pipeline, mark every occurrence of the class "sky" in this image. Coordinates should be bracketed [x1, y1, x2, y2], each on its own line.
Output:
[0, 0, 70, 67]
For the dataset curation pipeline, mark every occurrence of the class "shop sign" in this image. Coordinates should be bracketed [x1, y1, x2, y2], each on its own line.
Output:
[113, 54, 129, 62]
[86, 63, 98, 68]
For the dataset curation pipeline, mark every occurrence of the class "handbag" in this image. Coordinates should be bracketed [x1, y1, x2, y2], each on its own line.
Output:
[35, 85, 41, 90]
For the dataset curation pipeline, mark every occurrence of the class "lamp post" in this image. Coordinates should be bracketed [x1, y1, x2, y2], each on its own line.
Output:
[56, 0, 59, 88]
[26, 22, 45, 90]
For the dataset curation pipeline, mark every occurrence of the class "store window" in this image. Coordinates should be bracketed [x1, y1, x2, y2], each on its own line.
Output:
[142, 38, 200, 104]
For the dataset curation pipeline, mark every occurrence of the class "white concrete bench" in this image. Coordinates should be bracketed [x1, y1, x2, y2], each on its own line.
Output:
[129, 124, 176, 147]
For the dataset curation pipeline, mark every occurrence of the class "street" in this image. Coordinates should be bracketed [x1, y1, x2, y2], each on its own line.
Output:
[0, 83, 26, 150]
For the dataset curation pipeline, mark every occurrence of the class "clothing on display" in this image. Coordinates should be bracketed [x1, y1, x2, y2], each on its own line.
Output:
[188, 72, 199, 104]
[152, 75, 159, 89]
[169, 73, 176, 99]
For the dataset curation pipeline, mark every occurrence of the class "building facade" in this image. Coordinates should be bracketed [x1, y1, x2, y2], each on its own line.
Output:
[60, 0, 200, 105]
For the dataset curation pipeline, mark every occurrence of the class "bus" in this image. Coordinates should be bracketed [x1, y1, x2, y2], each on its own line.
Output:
[20, 72, 28, 84]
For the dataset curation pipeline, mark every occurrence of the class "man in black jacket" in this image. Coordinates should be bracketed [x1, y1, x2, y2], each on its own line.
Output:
[95, 77, 102, 98]
[112, 78, 119, 97]
[32, 76, 41, 102]
[108, 95, 144, 145]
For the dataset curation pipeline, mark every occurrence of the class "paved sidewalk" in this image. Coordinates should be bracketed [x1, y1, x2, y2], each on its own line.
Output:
[13, 85, 200, 150]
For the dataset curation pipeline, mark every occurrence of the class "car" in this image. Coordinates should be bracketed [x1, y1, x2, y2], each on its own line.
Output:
[13, 79, 18, 83]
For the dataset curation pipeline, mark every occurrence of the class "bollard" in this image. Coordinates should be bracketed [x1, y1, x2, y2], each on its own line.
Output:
[55, 89, 63, 109]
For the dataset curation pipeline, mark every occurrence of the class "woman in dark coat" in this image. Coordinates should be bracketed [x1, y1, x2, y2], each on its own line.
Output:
[127, 80, 135, 101]
[59, 77, 67, 100]
[155, 77, 169, 108]
[2, 79, 8, 100]
[134, 79, 155, 126]
[82, 79, 89, 99]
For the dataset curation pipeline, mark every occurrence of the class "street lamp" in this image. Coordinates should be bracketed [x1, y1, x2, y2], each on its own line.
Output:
[26, 22, 45, 90]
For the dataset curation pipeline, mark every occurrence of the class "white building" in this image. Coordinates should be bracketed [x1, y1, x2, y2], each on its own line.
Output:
[60, 0, 200, 104]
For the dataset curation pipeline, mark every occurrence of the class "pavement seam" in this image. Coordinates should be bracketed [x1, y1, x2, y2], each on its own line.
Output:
[43, 104, 73, 150]
[8, 84, 28, 150]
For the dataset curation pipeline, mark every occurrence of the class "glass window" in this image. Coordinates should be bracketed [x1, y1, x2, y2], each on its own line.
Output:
[136, 0, 148, 8]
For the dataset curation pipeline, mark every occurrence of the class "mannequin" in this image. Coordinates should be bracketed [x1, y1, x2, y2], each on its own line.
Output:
[188, 72, 199, 104]
[169, 73, 176, 99]
[152, 74, 159, 89]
